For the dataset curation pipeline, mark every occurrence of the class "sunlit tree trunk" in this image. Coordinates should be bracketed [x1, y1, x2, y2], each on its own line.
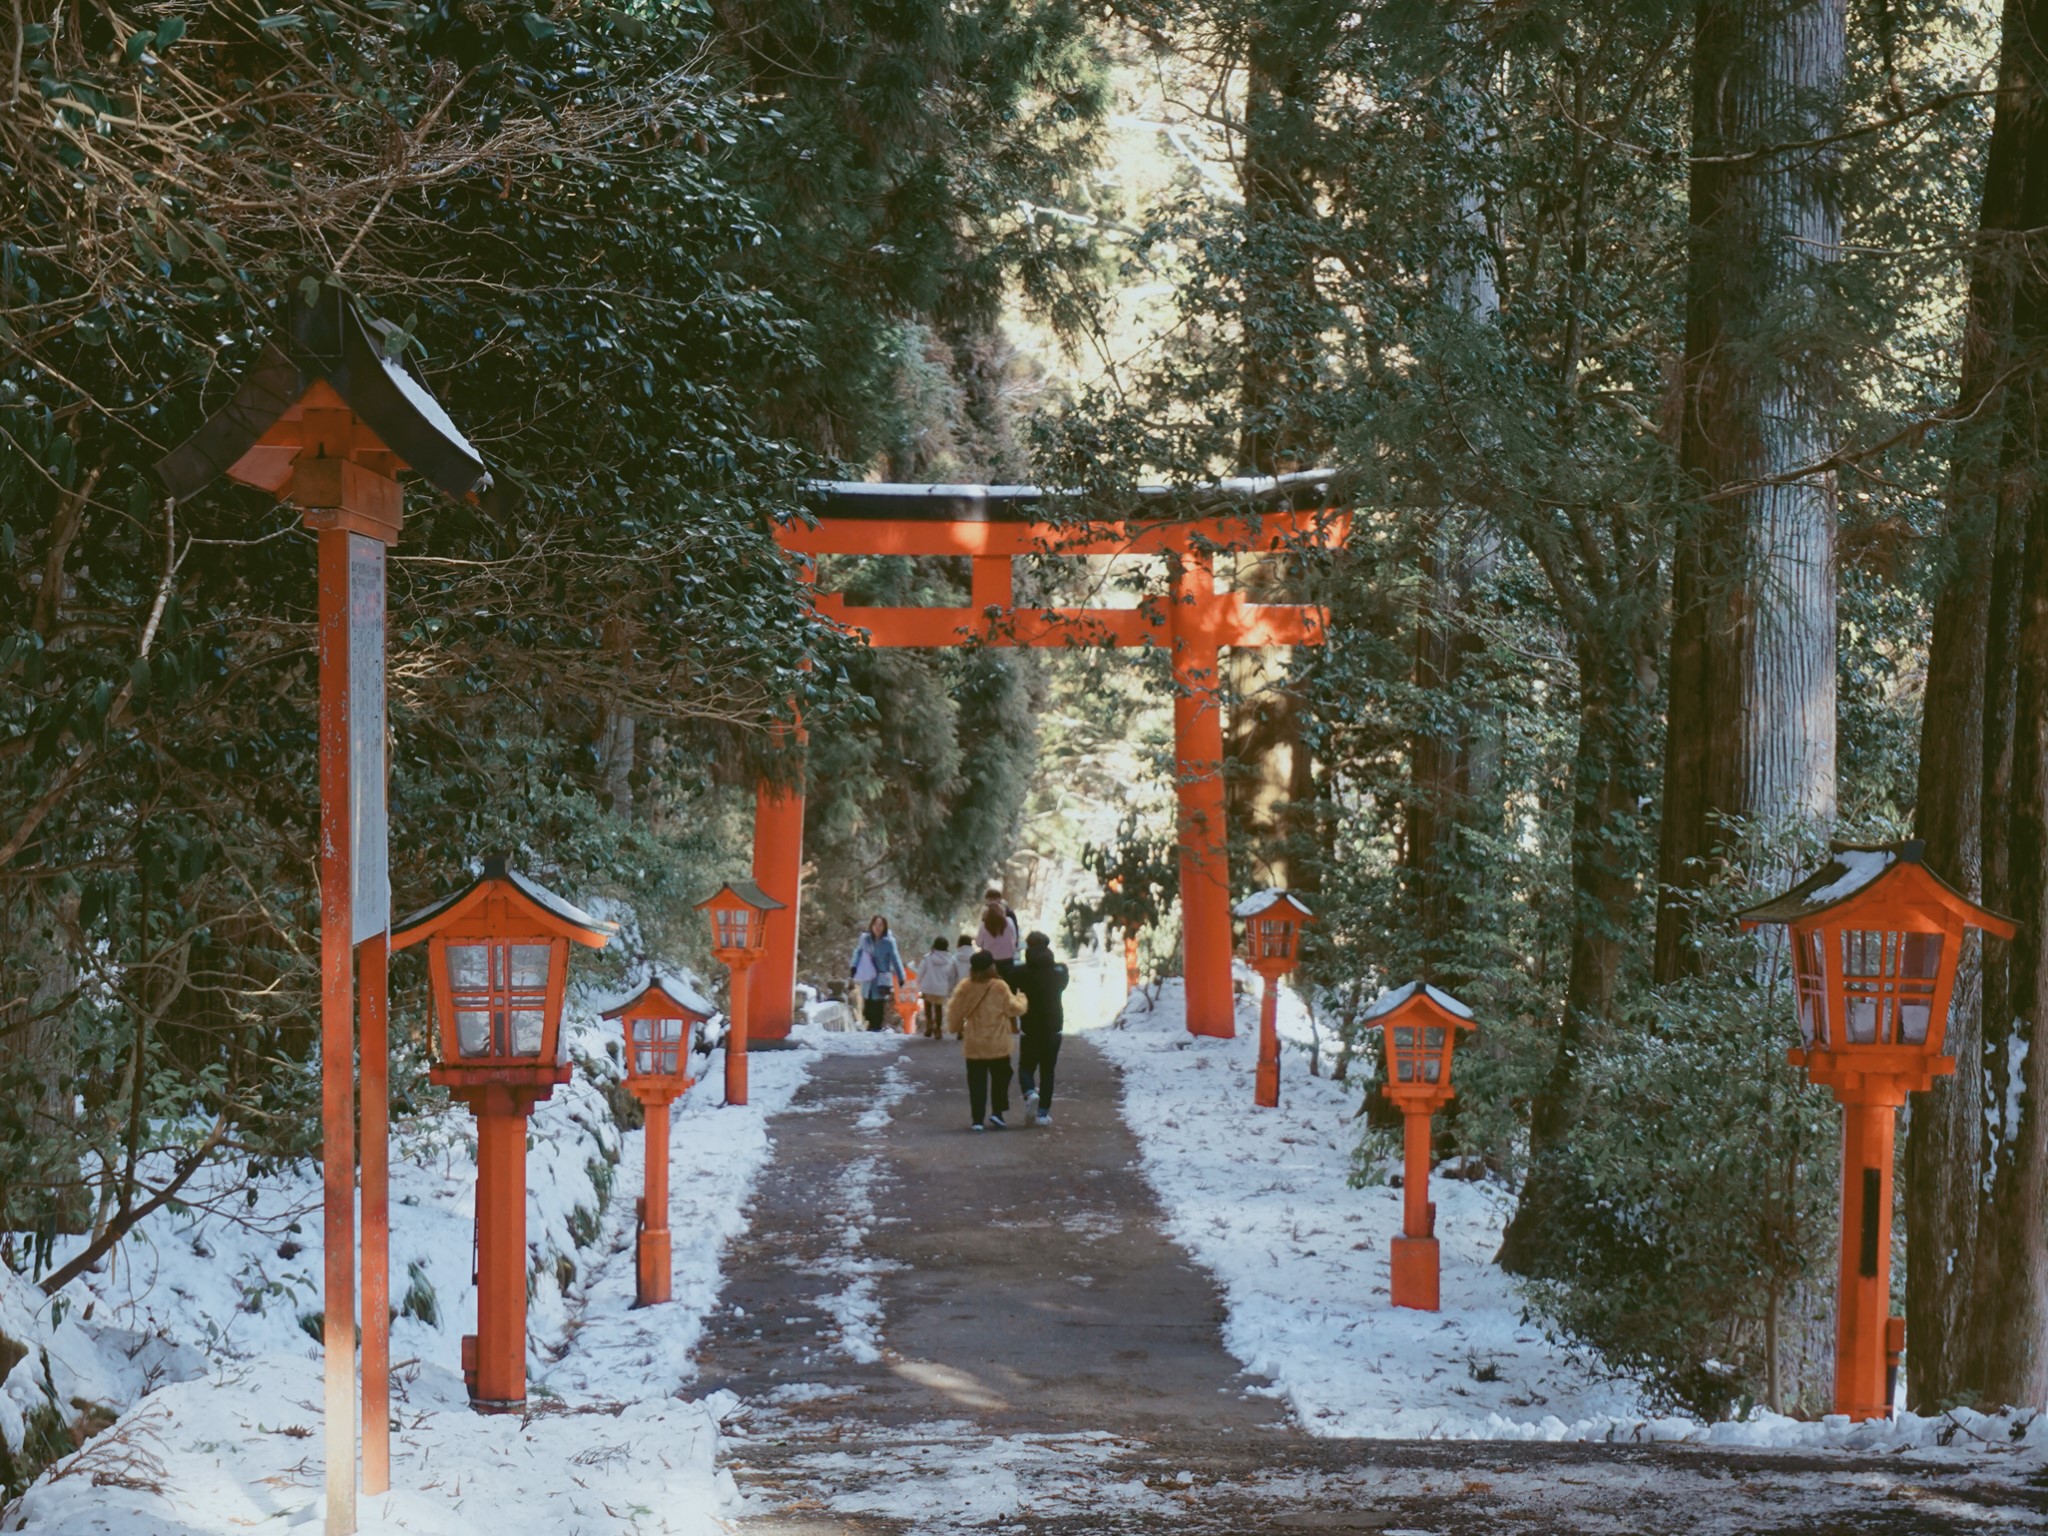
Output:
[1655, 0, 1844, 982]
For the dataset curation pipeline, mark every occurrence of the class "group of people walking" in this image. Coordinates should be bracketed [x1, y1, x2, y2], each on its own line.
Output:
[848, 889, 1068, 1129]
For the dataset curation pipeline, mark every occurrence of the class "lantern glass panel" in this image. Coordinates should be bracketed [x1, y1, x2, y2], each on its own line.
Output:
[1422, 1025, 1446, 1084]
[713, 907, 751, 953]
[448, 944, 493, 1057]
[1791, 928, 1827, 1048]
[1898, 931, 1943, 1045]
[1256, 916, 1294, 962]
[1391, 1025, 1415, 1081]
[1834, 928, 1945, 1048]
[629, 1016, 685, 1077]
[444, 940, 552, 1059]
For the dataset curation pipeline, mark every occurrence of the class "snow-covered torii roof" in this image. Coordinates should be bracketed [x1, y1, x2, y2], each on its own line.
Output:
[1361, 980, 1475, 1024]
[803, 469, 1343, 523]
[1736, 839, 2014, 934]
[600, 970, 716, 1021]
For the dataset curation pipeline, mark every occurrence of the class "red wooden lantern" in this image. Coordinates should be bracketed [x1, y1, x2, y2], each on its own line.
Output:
[1363, 982, 1476, 1311]
[391, 856, 613, 1408]
[697, 880, 785, 1107]
[601, 973, 713, 1307]
[1235, 890, 1314, 1107]
[1739, 840, 2014, 1421]
[894, 968, 923, 1034]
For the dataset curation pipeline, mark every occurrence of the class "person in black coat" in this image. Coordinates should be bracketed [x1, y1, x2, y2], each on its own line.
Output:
[1014, 931, 1069, 1124]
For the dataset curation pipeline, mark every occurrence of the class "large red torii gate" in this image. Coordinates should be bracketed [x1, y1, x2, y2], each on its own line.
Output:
[749, 478, 1347, 1040]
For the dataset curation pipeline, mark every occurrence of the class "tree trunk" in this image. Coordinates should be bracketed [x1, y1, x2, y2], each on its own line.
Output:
[1655, 0, 1844, 982]
[1406, 520, 1499, 969]
[1960, 0, 2048, 1406]
[1403, 74, 1501, 964]
[1499, 624, 1657, 1272]
[1228, 7, 1327, 891]
[0, 888, 86, 1238]
[1903, 0, 2033, 1405]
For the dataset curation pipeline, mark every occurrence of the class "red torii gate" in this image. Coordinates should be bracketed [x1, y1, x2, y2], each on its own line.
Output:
[748, 479, 1347, 1040]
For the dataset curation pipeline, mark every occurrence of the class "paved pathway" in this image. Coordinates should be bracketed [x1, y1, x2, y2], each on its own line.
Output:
[695, 1035, 2048, 1534]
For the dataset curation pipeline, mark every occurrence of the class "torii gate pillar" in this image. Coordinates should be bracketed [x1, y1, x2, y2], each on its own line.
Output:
[1171, 551, 1234, 1038]
[748, 776, 804, 1041]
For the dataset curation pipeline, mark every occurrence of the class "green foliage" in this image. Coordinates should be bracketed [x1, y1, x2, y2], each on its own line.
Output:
[1520, 961, 1839, 1417]
[1063, 812, 1178, 949]
[0, 0, 1101, 1275]
[800, 556, 1041, 970]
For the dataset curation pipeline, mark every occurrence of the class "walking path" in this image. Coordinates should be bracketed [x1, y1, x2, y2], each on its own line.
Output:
[696, 1034, 2048, 1534]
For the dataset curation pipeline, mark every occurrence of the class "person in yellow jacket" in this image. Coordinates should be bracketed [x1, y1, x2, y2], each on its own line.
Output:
[945, 949, 1027, 1130]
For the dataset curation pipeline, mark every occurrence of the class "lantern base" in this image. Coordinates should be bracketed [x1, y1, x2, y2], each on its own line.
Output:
[636, 1227, 672, 1307]
[1390, 1237, 1440, 1311]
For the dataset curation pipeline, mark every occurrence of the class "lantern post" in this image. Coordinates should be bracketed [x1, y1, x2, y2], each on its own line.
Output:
[894, 970, 923, 1034]
[390, 857, 613, 1409]
[155, 283, 487, 1530]
[1364, 982, 1476, 1311]
[698, 881, 785, 1107]
[1739, 840, 2014, 1420]
[601, 973, 712, 1307]
[1234, 890, 1314, 1108]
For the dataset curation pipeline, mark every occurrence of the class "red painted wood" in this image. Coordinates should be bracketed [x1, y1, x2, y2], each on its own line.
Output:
[358, 933, 391, 1493]
[316, 529, 358, 1533]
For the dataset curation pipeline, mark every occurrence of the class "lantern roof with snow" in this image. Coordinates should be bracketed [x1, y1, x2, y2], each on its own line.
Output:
[1736, 840, 2015, 936]
[1233, 889, 1315, 921]
[391, 855, 615, 952]
[156, 282, 488, 506]
[694, 879, 786, 915]
[1361, 980, 1475, 1026]
[600, 971, 717, 1022]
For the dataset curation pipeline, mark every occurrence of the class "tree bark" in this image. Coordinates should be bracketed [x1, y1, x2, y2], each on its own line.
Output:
[1903, 0, 2033, 1405]
[1228, 6, 1329, 891]
[1959, 0, 2048, 1406]
[1655, 0, 1844, 982]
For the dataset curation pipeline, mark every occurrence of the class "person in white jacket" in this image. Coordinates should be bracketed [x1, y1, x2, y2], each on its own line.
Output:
[914, 937, 956, 1038]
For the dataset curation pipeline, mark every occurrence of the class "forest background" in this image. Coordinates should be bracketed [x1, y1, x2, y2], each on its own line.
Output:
[3, 0, 2047, 1460]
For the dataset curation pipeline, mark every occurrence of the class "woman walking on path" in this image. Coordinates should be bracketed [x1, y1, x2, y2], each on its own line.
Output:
[913, 936, 956, 1038]
[973, 890, 1022, 982]
[850, 915, 908, 1033]
[1014, 932, 1069, 1125]
[945, 950, 1026, 1129]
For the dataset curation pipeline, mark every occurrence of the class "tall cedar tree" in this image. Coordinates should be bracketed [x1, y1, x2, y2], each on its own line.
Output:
[1655, 0, 1845, 980]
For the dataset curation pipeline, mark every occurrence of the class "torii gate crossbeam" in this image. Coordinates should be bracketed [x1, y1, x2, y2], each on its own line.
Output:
[751, 481, 1347, 1040]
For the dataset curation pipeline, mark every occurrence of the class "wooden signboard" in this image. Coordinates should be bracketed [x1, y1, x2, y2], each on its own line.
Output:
[349, 534, 389, 943]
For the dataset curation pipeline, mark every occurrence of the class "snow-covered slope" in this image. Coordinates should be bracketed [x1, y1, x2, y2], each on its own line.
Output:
[1096, 980, 2048, 1465]
[3, 1006, 841, 1532]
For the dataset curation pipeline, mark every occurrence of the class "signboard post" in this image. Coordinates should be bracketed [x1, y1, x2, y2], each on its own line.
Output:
[155, 286, 488, 1535]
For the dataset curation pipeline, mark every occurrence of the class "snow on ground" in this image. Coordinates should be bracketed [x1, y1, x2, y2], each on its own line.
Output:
[1096, 979, 2048, 1470]
[729, 1416, 1178, 1525]
[2, 995, 870, 1533]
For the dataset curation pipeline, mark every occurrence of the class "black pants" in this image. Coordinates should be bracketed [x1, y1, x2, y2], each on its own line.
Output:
[1018, 1030, 1062, 1109]
[966, 1057, 1013, 1123]
[863, 994, 889, 1031]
